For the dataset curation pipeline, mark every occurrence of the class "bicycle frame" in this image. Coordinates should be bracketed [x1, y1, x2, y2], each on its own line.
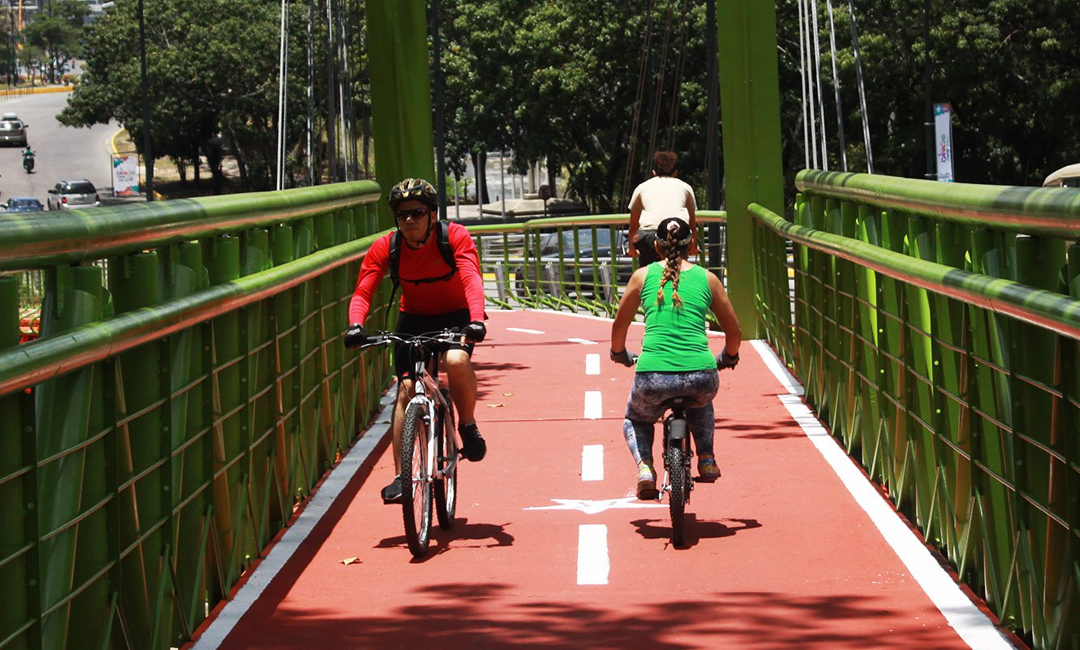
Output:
[405, 339, 458, 483]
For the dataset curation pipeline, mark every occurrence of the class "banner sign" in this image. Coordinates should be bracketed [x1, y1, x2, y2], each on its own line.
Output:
[112, 155, 140, 196]
[934, 103, 954, 182]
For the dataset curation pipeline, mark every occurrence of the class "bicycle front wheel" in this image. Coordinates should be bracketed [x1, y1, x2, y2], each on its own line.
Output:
[665, 443, 688, 546]
[401, 400, 433, 557]
[434, 396, 458, 530]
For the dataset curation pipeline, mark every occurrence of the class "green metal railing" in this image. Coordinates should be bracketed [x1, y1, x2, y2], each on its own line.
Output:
[471, 212, 727, 317]
[0, 183, 395, 650]
[753, 171, 1080, 650]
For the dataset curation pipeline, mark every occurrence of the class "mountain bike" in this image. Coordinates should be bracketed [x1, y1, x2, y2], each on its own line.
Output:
[659, 397, 694, 546]
[362, 329, 462, 557]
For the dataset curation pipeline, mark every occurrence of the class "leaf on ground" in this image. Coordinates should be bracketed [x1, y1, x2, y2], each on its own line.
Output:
[340, 557, 361, 565]
[502, 392, 515, 397]
[486, 403, 505, 408]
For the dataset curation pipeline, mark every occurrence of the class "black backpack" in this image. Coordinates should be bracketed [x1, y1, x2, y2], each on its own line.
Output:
[387, 220, 457, 287]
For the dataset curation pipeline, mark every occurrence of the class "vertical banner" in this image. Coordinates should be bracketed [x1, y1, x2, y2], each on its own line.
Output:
[112, 155, 141, 196]
[934, 103, 954, 182]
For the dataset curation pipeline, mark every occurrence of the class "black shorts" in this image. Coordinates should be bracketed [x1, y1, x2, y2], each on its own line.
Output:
[394, 308, 473, 378]
[633, 230, 659, 266]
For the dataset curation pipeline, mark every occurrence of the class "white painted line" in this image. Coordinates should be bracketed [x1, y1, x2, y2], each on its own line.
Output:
[584, 391, 603, 419]
[581, 444, 604, 481]
[507, 327, 544, 334]
[585, 353, 600, 375]
[753, 342, 1016, 650]
[190, 390, 397, 650]
[568, 338, 598, 345]
[577, 524, 610, 585]
[750, 339, 803, 396]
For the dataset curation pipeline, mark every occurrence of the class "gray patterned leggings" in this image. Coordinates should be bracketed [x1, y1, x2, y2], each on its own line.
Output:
[622, 370, 720, 465]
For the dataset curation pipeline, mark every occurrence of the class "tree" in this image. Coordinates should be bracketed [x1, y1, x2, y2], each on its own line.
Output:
[24, 0, 87, 82]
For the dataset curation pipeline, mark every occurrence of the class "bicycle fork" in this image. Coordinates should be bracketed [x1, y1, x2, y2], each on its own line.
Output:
[659, 414, 693, 502]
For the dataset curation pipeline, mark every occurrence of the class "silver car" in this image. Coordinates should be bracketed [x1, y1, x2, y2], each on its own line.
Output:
[0, 115, 28, 146]
[47, 180, 101, 210]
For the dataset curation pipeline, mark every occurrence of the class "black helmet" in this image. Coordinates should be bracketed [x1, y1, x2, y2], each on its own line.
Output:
[655, 217, 694, 248]
[388, 178, 437, 210]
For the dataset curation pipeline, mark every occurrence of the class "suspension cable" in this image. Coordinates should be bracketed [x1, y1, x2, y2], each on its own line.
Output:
[646, 0, 675, 172]
[810, 0, 829, 169]
[825, 0, 847, 171]
[665, 0, 691, 150]
[798, 0, 810, 169]
[848, 0, 874, 173]
[621, 0, 656, 203]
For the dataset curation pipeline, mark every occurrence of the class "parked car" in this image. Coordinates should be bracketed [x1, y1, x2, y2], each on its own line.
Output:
[47, 179, 100, 210]
[4, 197, 45, 212]
[513, 227, 634, 300]
[0, 113, 28, 146]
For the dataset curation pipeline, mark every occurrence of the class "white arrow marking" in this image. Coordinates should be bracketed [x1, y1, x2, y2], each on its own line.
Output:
[524, 497, 666, 515]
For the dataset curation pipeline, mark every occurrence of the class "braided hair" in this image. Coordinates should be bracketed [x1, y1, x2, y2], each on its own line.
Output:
[654, 217, 693, 308]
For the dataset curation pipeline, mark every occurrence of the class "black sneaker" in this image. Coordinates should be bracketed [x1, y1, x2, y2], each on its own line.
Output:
[459, 423, 487, 462]
[381, 476, 404, 504]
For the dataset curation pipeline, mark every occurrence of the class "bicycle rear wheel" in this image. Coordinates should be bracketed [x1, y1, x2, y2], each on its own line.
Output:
[401, 400, 433, 557]
[665, 443, 688, 546]
[434, 396, 458, 529]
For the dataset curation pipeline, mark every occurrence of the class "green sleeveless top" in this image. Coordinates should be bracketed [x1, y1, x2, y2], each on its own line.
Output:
[635, 263, 715, 372]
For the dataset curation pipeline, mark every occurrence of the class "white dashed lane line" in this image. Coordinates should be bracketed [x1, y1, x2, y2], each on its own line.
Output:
[577, 524, 610, 585]
[581, 444, 604, 481]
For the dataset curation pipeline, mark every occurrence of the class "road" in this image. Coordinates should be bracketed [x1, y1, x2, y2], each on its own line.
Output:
[0, 91, 119, 205]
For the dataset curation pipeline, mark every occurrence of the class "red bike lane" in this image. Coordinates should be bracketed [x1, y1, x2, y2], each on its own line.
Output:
[187, 309, 1017, 650]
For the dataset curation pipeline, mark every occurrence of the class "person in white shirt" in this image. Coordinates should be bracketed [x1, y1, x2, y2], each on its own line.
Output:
[627, 151, 698, 266]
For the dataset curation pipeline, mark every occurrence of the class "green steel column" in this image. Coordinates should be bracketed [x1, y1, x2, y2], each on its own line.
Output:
[366, 0, 436, 229]
[206, 236, 243, 589]
[36, 265, 106, 650]
[166, 241, 210, 640]
[110, 251, 167, 647]
[717, 0, 784, 337]
[0, 276, 28, 650]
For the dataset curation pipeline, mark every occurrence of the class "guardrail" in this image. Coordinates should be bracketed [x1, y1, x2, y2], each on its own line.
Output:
[753, 171, 1080, 650]
[0, 183, 394, 650]
[472, 211, 727, 317]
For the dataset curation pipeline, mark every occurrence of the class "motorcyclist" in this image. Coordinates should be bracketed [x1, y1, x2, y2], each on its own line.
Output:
[22, 146, 35, 171]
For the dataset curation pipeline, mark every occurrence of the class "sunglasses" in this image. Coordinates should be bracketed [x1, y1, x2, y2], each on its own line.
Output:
[395, 207, 430, 221]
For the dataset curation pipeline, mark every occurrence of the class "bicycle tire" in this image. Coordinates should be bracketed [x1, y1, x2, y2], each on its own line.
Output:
[666, 443, 687, 546]
[434, 398, 458, 529]
[401, 400, 433, 557]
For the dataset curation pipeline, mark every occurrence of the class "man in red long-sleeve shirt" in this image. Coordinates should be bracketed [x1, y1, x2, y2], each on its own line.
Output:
[344, 178, 488, 504]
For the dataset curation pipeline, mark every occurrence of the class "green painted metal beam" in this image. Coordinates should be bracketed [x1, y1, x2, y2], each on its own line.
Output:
[751, 203, 1080, 341]
[0, 182, 380, 272]
[716, 0, 785, 337]
[797, 170, 1080, 236]
[366, 0, 436, 229]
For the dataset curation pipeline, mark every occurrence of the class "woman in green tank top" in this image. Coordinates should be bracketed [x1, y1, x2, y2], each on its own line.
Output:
[609, 217, 742, 499]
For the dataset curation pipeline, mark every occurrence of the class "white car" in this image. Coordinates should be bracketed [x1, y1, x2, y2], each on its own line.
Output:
[47, 179, 101, 210]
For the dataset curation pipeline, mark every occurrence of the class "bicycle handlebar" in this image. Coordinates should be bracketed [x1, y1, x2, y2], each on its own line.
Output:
[357, 328, 465, 351]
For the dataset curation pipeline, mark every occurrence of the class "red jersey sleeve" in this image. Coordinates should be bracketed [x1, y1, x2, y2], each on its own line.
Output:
[447, 222, 487, 322]
[348, 233, 391, 324]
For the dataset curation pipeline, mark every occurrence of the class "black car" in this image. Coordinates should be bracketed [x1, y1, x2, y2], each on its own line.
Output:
[513, 227, 634, 300]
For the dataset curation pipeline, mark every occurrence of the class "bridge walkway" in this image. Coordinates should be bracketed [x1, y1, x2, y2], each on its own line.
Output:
[187, 309, 1017, 650]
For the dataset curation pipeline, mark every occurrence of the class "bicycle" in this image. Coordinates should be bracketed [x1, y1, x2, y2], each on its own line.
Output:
[658, 397, 694, 546]
[361, 329, 463, 557]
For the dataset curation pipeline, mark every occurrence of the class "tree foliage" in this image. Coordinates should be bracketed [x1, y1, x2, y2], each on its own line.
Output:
[59, 0, 367, 192]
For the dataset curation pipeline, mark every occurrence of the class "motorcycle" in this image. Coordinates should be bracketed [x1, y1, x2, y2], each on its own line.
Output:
[23, 154, 34, 173]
